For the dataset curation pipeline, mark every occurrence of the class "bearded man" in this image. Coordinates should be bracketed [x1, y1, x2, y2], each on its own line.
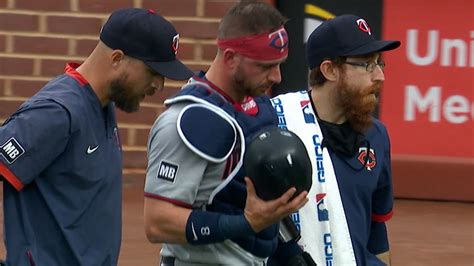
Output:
[0, 8, 193, 266]
[268, 14, 401, 266]
[143, 2, 310, 265]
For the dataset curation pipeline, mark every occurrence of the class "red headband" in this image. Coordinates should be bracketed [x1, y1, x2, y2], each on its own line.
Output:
[217, 27, 289, 61]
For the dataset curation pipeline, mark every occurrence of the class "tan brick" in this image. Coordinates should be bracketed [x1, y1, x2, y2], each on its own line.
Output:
[41, 59, 71, 77]
[15, 0, 70, 11]
[0, 0, 6, 8]
[142, 0, 197, 17]
[204, 0, 237, 17]
[173, 21, 219, 39]
[11, 80, 46, 98]
[0, 57, 34, 76]
[122, 150, 147, 169]
[0, 14, 39, 32]
[14, 36, 69, 56]
[0, 100, 23, 118]
[47, 16, 103, 35]
[76, 39, 98, 57]
[78, 0, 135, 13]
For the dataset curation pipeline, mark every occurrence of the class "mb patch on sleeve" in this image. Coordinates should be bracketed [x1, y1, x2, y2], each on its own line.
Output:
[157, 161, 178, 183]
[1, 137, 25, 164]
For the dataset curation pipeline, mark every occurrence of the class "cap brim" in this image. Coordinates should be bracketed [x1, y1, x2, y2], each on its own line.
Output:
[146, 59, 194, 81]
[344, 40, 401, 57]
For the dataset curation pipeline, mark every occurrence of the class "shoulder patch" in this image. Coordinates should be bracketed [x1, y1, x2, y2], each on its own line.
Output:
[0, 137, 25, 164]
[157, 161, 178, 183]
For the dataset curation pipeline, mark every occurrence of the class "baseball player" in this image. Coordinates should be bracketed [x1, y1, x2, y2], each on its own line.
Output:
[0, 8, 192, 266]
[144, 1, 310, 265]
[268, 15, 400, 266]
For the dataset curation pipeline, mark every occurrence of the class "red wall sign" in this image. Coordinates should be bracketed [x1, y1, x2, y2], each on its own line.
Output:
[381, 0, 474, 158]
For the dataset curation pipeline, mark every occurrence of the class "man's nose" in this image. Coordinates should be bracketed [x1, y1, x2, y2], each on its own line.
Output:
[372, 65, 385, 82]
[268, 65, 282, 84]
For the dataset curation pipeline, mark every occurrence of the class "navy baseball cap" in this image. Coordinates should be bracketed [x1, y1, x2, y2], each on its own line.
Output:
[100, 8, 193, 80]
[306, 14, 401, 70]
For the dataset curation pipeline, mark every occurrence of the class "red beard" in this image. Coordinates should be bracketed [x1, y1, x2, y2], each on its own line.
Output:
[336, 76, 381, 133]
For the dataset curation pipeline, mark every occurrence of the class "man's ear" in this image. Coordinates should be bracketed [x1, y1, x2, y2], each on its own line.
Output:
[110, 50, 125, 68]
[320, 60, 339, 82]
[222, 48, 240, 69]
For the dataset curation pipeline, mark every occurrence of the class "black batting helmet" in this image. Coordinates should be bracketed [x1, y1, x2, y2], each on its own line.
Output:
[244, 127, 312, 201]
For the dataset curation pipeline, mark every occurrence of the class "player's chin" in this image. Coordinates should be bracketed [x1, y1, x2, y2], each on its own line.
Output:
[247, 89, 266, 98]
[257, 86, 272, 96]
[116, 99, 141, 113]
[361, 93, 378, 107]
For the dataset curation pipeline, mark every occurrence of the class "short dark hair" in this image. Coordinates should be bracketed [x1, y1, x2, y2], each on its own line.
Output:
[308, 57, 346, 87]
[218, 0, 286, 39]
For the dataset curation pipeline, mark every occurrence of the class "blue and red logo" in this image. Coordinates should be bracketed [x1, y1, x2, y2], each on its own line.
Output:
[172, 34, 180, 54]
[268, 28, 288, 53]
[357, 147, 376, 170]
[300, 100, 316, 124]
[316, 193, 329, 221]
[356, 18, 371, 35]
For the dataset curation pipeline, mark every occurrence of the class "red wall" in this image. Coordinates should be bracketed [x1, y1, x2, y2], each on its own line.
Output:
[381, 0, 473, 201]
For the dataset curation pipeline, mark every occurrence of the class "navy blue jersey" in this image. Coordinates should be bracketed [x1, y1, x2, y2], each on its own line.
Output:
[0, 64, 122, 266]
[329, 118, 393, 265]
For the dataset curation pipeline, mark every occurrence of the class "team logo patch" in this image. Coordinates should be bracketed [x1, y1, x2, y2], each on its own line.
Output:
[268, 27, 288, 52]
[172, 34, 180, 55]
[358, 147, 376, 170]
[1, 137, 25, 164]
[157, 161, 178, 182]
[356, 18, 372, 35]
[241, 96, 259, 115]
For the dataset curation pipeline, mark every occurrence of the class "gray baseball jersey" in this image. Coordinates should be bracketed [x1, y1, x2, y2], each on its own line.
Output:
[145, 102, 265, 265]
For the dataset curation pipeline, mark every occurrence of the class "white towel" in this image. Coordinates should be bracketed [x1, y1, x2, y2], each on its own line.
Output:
[272, 91, 356, 266]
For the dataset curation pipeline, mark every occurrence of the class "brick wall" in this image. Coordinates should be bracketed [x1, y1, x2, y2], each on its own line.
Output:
[0, 0, 239, 185]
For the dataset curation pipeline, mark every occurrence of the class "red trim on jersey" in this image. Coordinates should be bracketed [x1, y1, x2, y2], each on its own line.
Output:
[372, 210, 394, 222]
[0, 162, 24, 191]
[144, 192, 193, 209]
[64, 63, 89, 86]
